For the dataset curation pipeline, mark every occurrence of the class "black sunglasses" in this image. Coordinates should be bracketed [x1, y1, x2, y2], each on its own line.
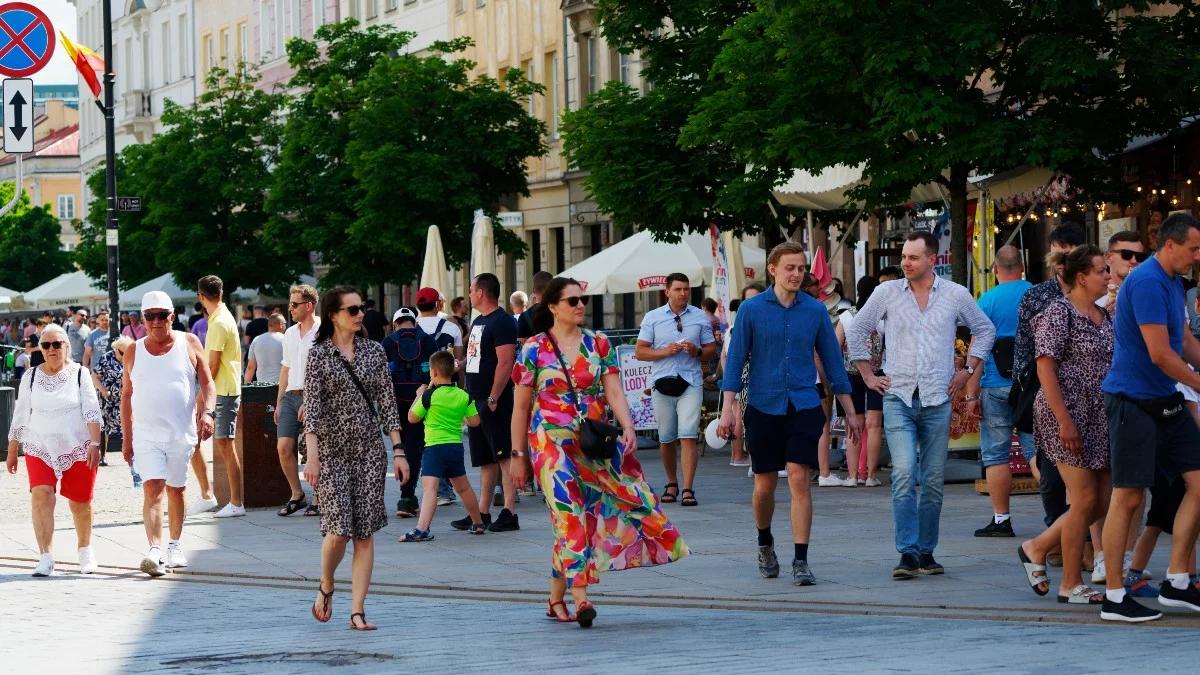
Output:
[341, 304, 367, 317]
[1114, 249, 1150, 263]
[289, 300, 312, 309]
[674, 314, 683, 332]
[144, 311, 171, 322]
[560, 296, 589, 307]
[40, 341, 64, 350]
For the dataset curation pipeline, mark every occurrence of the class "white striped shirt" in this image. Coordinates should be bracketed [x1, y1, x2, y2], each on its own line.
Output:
[847, 275, 995, 408]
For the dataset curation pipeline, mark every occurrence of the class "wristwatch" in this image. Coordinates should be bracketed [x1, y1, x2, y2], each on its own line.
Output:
[487, 396, 497, 407]
[965, 365, 976, 376]
[392, 442, 406, 458]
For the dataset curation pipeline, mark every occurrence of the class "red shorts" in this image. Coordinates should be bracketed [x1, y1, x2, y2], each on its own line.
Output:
[26, 456, 98, 503]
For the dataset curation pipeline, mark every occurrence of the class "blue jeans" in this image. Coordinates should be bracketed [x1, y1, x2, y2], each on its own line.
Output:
[980, 387, 1036, 467]
[883, 392, 952, 556]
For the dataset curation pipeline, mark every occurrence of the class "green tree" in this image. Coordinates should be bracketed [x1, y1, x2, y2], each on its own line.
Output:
[75, 151, 159, 289]
[681, 0, 1200, 282]
[269, 20, 545, 289]
[0, 184, 72, 290]
[564, 1, 780, 242]
[81, 66, 306, 299]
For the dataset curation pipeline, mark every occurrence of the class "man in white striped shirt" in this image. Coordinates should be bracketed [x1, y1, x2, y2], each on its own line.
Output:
[848, 231, 995, 579]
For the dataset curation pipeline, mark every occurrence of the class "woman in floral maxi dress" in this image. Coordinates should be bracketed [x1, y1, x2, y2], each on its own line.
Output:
[511, 277, 688, 628]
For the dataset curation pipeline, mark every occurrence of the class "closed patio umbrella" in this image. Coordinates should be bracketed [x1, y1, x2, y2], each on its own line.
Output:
[420, 225, 451, 299]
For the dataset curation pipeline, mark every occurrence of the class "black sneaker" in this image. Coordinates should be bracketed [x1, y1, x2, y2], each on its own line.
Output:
[487, 508, 520, 532]
[1101, 595, 1163, 623]
[893, 553, 920, 580]
[974, 518, 1014, 537]
[917, 553, 944, 575]
[395, 497, 419, 518]
[1158, 580, 1200, 612]
[792, 559, 816, 586]
[758, 545, 780, 578]
[452, 512, 490, 531]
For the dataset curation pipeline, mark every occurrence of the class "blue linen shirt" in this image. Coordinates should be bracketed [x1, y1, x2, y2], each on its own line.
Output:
[637, 303, 715, 389]
[720, 288, 851, 414]
[976, 279, 1032, 389]
[1103, 256, 1187, 400]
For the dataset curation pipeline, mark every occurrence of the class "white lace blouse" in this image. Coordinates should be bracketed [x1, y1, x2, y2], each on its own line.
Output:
[8, 363, 103, 477]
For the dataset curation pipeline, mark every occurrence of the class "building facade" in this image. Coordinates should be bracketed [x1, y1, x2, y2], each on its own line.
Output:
[0, 100, 83, 251]
[346, 0, 449, 53]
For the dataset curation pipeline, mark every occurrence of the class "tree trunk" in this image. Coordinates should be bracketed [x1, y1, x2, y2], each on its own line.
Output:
[949, 163, 970, 285]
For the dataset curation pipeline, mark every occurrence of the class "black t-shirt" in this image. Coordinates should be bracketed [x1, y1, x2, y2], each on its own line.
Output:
[245, 317, 269, 343]
[465, 308, 518, 396]
[516, 302, 541, 340]
[363, 309, 387, 342]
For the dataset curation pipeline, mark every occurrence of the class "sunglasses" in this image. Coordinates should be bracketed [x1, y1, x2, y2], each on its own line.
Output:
[40, 341, 64, 350]
[289, 300, 312, 309]
[144, 311, 171, 322]
[1113, 249, 1150, 263]
[341, 304, 367, 317]
[560, 296, 589, 308]
[674, 315, 683, 332]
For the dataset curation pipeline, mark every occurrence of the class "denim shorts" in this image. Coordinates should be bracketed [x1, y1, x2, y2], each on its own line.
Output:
[980, 386, 1036, 467]
[421, 443, 467, 479]
[651, 383, 703, 444]
[277, 390, 304, 440]
[214, 395, 240, 440]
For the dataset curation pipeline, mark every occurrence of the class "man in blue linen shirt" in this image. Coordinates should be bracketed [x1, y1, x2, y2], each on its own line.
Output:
[718, 242, 863, 586]
[848, 231, 995, 580]
[636, 273, 716, 507]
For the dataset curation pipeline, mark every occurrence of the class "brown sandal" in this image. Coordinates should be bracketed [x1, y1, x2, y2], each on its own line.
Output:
[349, 612, 377, 631]
[545, 598, 575, 622]
[311, 585, 333, 623]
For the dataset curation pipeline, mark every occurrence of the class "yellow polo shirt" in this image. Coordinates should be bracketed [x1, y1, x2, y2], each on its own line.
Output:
[205, 303, 243, 397]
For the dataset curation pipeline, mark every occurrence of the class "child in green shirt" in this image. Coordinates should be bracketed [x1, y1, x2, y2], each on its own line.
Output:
[399, 351, 485, 541]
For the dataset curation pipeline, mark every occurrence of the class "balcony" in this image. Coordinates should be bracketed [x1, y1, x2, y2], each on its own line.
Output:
[120, 89, 155, 141]
[561, 0, 599, 35]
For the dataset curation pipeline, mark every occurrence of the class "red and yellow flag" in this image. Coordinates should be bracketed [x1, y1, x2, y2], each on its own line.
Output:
[59, 31, 106, 98]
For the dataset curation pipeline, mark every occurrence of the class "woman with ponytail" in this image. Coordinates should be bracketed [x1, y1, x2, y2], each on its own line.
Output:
[510, 277, 688, 628]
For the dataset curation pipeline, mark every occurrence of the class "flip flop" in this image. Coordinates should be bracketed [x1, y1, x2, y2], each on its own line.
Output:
[349, 612, 377, 631]
[1058, 584, 1104, 604]
[278, 497, 308, 517]
[311, 585, 333, 623]
[1018, 545, 1050, 596]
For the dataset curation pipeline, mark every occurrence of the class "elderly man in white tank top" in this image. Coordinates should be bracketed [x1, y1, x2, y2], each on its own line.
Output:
[121, 291, 216, 577]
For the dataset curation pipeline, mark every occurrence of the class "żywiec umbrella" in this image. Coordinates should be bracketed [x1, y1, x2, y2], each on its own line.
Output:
[470, 212, 496, 281]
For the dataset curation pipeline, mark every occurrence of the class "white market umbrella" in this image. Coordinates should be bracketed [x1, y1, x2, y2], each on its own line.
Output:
[420, 225, 451, 298]
[469, 211, 496, 280]
[724, 231, 748, 298]
[0, 284, 19, 306]
[561, 230, 765, 296]
[22, 271, 108, 309]
[119, 273, 196, 311]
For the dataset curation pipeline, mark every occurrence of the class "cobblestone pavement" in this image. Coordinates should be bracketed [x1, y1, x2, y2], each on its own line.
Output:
[3, 445, 1200, 672]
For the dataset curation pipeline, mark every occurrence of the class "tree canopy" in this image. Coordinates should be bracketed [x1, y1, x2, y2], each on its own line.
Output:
[0, 183, 72, 291]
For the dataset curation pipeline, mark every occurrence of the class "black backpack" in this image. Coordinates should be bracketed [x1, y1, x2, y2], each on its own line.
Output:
[428, 318, 454, 353]
[385, 327, 437, 404]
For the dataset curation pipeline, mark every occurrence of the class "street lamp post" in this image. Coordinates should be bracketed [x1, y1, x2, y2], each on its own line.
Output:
[100, 0, 120, 340]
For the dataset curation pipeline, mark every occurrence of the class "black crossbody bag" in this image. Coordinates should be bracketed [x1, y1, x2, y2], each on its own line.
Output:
[546, 333, 621, 462]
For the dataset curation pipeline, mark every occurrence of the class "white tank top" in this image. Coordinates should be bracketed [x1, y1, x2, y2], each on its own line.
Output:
[131, 331, 197, 446]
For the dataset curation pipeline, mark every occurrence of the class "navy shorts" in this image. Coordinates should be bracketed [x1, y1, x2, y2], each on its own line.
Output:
[421, 443, 467, 480]
[743, 403, 826, 474]
[1106, 393, 1200, 488]
[836, 373, 884, 416]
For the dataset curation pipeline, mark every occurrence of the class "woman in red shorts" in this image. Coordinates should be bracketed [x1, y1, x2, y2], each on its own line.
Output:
[6, 323, 104, 577]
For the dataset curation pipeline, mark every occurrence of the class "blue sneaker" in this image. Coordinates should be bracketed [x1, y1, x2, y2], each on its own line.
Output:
[1125, 572, 1159, 598]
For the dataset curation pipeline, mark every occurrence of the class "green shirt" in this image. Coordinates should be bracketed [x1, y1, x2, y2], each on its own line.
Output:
[411, 385, 478, 446]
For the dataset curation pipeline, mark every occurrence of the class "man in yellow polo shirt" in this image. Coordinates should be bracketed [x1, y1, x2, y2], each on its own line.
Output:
[199, 275, 245, 518]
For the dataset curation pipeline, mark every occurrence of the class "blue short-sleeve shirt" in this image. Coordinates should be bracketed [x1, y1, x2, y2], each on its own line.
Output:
[1103, 256, 1186, 400]
[637, 304, 715, 389]
[977, 279, 1032, 389]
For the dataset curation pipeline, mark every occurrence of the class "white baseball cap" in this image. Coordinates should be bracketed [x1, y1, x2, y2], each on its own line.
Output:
[141, 291, 174, 313]
[393, 307, 417, 323]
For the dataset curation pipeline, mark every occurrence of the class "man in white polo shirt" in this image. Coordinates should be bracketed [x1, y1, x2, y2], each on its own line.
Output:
[274, 284, 321, 517]
[122, 291, 215, 577]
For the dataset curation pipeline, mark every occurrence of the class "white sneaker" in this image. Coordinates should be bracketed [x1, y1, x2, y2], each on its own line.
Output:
[32, 553, 54, 577]
[165, 544, 188, 569]
[186, 496, 219, 516]
[78, 546, 97, 574]
[863, 477, 882, 487]
[777, 469, 787, 477]
[818, 474, 850, 487]
[213, 503, 246, 518]
[1092, 555, 1107, 584]
[140, 549, 166, 577]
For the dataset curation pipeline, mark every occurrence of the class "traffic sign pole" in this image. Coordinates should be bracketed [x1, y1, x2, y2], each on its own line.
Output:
[102, 0, 119, 340]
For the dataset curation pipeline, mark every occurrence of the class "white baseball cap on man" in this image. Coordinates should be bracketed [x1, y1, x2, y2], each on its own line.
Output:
[141, 291, 174, 314]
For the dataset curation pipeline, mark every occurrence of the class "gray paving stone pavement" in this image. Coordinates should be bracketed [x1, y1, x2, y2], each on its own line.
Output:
[3, 444, 1200, 672]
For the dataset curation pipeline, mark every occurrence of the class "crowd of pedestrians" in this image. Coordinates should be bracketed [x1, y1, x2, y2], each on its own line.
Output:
[7, 216, 1200, 630]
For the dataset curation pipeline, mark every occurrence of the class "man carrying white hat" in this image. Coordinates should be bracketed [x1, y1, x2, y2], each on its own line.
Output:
[121, 291, 216, 577]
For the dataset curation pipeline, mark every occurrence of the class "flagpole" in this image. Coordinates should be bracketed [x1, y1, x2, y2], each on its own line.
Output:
[101, 0, 120, 340]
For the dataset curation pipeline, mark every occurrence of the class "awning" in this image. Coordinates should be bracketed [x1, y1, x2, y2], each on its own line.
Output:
[773, 164, 945, 210]
[22, 271, 108, 309]
[118, 273, 197, 311]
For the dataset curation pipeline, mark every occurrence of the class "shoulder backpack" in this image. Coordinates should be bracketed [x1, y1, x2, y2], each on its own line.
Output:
[387, 327, 433, 404]
[420, 383, 474, 411]
[429, 319, 454, 353]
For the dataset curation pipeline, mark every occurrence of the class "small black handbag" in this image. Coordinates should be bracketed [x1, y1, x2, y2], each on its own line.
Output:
[546, 333, 621, 462]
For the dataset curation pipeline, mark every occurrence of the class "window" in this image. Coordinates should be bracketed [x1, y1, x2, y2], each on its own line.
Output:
[366, 0, 378, 19]
[260, 1, 276, 60]
[204, 34, 215, 71]
[290, 0, 302, 38]
[389, 0, 401, 10]
[526, 61, 535, 117]
[221, 29, 231, 65]
[179, 16, 189, 76]
[546, 53, 558, 137]
[161, 21, 170, 85]
[619, 52, 630, 85]
[57, 195, 76, 220]
[238, 23, 249, 69]
[455, 0, 465, 13]
[476, 0, 486, 8]
[586, 36, 597, 96]
[313, 0, 326, 28]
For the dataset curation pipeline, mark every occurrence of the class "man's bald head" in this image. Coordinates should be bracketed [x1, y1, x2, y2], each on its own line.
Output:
[993, 245, 1024, 281]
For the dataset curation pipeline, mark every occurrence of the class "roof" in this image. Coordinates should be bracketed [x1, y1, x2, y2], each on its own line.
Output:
[0, 124, 79, 166]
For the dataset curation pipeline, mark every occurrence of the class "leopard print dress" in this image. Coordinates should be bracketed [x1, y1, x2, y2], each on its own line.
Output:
[303, 337, 401, 539]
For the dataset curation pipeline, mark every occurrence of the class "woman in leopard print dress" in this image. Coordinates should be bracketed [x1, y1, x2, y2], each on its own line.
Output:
[303, 286, 407, 631]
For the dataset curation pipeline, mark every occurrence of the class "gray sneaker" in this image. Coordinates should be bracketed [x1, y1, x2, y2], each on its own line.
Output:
[792, 559, 816, 586]
[758, 545, 780, 578]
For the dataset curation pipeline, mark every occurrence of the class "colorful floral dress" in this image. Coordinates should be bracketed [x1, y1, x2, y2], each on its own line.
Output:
[513, 330, 688, 588]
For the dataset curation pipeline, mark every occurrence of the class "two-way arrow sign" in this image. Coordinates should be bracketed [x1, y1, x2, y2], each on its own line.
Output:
[3, 77, 32, 153]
